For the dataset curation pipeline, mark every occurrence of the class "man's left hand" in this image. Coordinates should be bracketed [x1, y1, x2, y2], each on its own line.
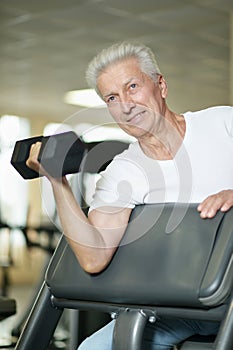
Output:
[197, 189, 233, 219]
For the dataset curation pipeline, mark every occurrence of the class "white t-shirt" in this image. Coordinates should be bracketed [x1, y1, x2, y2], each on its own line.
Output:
[90, 106, 233, 211]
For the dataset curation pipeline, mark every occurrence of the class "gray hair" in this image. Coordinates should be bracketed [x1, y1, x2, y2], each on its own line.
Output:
[85, 42, 162, 97]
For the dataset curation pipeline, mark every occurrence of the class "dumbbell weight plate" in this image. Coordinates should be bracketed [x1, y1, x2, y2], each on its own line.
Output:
[38, 131, 87, 178]
[11, 135, 43, 179]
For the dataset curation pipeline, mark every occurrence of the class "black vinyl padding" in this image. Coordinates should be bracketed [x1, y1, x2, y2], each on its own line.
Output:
[46, 203, 233, 308]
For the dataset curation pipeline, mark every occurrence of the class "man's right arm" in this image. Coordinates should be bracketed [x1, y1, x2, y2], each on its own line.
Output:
[26, 142, 132, 274]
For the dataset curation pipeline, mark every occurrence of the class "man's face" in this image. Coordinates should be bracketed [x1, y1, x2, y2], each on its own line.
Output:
[97, 58, 167, 139]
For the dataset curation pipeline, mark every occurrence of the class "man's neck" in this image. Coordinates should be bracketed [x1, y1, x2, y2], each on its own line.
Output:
[139, 111, 186, 160]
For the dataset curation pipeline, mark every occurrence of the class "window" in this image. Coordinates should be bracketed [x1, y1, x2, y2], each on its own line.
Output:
[0, 115, 30, 226]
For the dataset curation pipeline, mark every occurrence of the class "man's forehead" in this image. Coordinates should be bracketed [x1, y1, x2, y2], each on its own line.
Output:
[97, 60, 145, 92]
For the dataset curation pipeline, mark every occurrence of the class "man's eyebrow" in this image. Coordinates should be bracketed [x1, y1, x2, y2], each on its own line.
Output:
[103, 91, 116, 99]
[102, 77, 141, 98]
[124, 77, 139, 86]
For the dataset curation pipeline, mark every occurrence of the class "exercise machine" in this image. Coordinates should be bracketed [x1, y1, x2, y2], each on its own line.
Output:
[13, 203, 233, 349]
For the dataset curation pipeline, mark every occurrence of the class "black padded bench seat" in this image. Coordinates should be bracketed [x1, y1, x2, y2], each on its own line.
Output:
[15, 204, 233, 350]
[47, 203, 233, 308]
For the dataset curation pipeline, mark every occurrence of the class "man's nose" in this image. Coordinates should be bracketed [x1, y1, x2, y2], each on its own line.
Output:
[120, 102, 135, 114]
[120, 96, 135, 114]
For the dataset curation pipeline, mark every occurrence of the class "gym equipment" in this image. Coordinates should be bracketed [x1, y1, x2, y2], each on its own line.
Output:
[11, 221, 62, 339]
[11, 131, 87, 179]
[13, 203, 233, 350]
[0, 220, 13, 297]
[0, 297, 16, 322]
[0, 297, 17, 348]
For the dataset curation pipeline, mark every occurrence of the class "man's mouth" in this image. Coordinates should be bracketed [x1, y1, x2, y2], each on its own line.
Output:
[127, 110, 145, 124]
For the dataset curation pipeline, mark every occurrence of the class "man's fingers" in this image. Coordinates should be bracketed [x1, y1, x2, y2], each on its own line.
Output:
[197, 190, 233, 219]
[198, 195, 221, 218]
[26, 142, 42, 172]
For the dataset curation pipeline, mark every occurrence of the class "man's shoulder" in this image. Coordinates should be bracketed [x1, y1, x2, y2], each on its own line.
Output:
[184, 105, 233, 138]
[184, 106, 233, 126]
[185, 105, 232, 118]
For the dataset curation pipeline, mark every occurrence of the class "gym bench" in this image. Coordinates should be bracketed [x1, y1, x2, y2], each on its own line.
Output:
[14, 203, 233, 349]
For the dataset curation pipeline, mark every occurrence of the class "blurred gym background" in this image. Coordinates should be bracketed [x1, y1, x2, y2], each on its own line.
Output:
[0, 0, 233, 348]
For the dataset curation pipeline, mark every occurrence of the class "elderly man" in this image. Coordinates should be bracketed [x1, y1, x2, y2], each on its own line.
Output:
[27, 42, 233, 349]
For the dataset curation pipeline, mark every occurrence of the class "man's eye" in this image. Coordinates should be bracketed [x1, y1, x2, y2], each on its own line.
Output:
[130, 83, 137, 89]
[107, 96, 116, 103]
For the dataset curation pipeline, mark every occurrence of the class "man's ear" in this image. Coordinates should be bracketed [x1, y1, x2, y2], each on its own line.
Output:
[158, 75, 168, 99]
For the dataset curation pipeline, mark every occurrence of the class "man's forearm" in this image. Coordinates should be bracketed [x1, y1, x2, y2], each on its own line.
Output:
[50, 176, 121, 273]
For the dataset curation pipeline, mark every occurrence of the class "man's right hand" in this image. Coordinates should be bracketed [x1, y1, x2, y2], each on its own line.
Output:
[26, 142, 49, 177]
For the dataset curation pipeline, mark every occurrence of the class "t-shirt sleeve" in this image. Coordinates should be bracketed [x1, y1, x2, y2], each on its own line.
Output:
[229, 107, 233, 138]
[220, 105, 233, 138]
[89, 159, 136, 211]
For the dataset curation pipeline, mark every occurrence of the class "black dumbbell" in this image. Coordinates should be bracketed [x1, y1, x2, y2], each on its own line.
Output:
[11, 131, 87, 179]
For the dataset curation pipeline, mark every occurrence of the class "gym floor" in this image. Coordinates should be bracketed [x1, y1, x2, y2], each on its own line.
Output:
[1, 284, 35, 349]
[0, 231, 70, 350]
[1, 283, 70, 350]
